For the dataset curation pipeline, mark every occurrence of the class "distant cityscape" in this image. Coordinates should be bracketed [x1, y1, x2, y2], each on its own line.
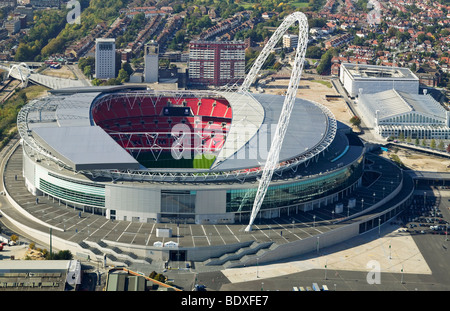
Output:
[0, 0, 448, 94]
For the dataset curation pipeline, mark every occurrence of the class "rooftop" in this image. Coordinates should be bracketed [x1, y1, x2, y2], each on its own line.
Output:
[359, 89, 447, 121]
[341, 63, 419, 81]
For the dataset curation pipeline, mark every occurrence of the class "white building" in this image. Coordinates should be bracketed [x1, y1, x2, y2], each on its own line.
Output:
[340, 63, 419, 98]
[95, 38, 116, 79]
[282, 34, 298, 49]
[144, 41, 158, 83]
[357, 89, 450, 140]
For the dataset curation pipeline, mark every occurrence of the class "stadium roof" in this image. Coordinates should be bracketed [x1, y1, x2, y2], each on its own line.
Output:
[20, 87, 335, 175]
[359, 89, 447, 121]
[212, 93, 330, 171]
[32, 126, 140, 171]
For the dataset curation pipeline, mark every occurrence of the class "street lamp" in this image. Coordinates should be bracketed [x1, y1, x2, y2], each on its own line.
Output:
[313, 215, 316, 227]
[256, 257, 259, 278]
[373, 192, 376, 204]
[446, 224, 448, 241]
[378, 218, 381, 236]
[361, 198, 364, 211]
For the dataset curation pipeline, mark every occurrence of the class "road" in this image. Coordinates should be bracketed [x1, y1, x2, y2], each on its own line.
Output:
[68, 64, 91, 87]
[331, 77, 386, 144]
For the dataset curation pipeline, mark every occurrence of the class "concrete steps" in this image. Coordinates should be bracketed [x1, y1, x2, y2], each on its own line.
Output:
[223, 243, 279, 269]
[204, 241, 275, 267]
[82, 240, 152, 266]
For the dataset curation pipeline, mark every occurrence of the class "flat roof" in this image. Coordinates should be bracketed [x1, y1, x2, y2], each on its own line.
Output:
[341, 63, 419, 81]
[0, 260, 73, 271]
[32, 126, 140, 171]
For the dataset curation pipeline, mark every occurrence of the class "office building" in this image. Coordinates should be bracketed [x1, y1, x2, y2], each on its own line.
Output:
[95, 38, 116, 79]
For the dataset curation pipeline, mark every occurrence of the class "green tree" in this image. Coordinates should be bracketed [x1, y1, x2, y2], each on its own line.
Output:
[83, 65, 92, 78]
[121, 62, 133, 76]
[117, 68, 129, 83]
[415, 137, 420, 145]
[438, 140, 445, 150]
[430, 138, 436, 149]
[78, 57, 95, 72]
[46, 250, 73, 260]
[349, 115, 361, 127]
[14, 43, 35, 61]
[316, 48, 336, 75]
[306, 46, 324, 59]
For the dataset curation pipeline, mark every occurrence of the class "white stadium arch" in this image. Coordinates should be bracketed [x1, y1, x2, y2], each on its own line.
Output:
[242, 12, 310, 232]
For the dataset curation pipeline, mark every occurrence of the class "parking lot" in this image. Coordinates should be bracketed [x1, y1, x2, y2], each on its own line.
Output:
[402, 190, 450, 237]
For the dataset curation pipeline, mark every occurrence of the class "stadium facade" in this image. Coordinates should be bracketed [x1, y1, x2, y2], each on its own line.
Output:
[18, 84, 365, 225]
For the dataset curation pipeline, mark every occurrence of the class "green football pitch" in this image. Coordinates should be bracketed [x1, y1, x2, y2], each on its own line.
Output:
[136, 152, 216, 169]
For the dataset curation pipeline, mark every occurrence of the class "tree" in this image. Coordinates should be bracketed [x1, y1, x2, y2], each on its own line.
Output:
[430, 138, 436, 149]
[306, 46, 324, 59]
[349, 116, 361, 127]
[10, 234, 19, 243]
[83, 65, 92, 78]
[45, 249, 73, 260]
[415, 137, 420, 145]
[398, 132, 405, 141]
[78, 57, 95, 72]
[316, 48, 336, 75]
[117, 68, 129, 83]
[438, 140, 444, 150]
[121, 62, 133, 76]
[14, 43, 35, 61]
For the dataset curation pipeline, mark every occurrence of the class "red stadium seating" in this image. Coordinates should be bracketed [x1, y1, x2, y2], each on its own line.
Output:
[92, 95, 233, 155]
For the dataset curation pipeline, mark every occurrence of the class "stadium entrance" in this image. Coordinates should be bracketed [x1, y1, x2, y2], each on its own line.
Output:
[169, 250, 187, 262]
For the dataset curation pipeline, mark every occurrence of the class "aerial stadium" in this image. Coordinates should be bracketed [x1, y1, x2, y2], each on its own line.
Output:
[4, 12, 414, 266]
